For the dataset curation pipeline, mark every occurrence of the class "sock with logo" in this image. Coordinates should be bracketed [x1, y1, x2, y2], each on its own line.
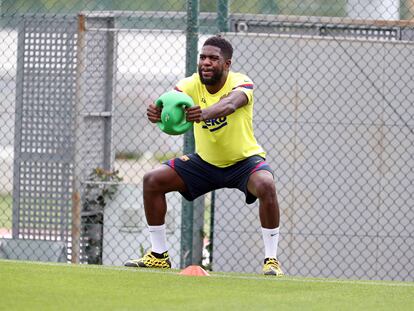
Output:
[261, 227, 279, 259]
[148, 224, 168, 255]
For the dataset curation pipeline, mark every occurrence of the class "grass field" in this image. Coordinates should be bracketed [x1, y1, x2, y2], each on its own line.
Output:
[1, 260, 413, 311]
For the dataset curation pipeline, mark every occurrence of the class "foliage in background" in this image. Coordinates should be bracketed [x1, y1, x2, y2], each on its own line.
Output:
[2, 1, 413, 21]
[3, 0, 412, 18]
[0, 194, 12, 229]
[81, 168, 123, 265]
[83, 168, 123, 212]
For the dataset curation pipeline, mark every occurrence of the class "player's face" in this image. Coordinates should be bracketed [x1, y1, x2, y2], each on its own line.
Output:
[198, 45, 230, 85]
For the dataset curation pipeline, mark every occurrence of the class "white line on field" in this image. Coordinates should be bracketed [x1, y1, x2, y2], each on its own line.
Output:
[2, 259, 413, 288]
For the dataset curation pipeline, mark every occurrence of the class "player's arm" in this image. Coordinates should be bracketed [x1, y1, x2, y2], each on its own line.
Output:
[186, 90, 248, 122]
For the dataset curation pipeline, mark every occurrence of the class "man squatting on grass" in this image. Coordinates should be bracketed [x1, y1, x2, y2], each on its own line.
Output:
[125, 35, 284, 276]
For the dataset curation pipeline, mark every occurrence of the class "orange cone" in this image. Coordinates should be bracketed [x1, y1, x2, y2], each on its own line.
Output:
[179, 265, 210, 276]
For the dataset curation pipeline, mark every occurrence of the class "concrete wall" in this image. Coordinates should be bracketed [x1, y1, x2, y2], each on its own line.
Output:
[211, 33, 414, 281]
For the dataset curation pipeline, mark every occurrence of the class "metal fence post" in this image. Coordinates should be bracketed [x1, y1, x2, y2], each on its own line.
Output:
[217, 0, 229, 32]
[71, 13, 86, 264]
[180, 0, 199, 269]
[73, 13, 116, 264]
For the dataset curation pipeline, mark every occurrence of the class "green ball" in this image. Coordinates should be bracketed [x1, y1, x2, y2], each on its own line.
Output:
[155, 91, 194, 135]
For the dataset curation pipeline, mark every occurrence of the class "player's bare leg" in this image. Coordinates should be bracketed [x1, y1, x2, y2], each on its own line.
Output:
[248, 170, 284, 276]
[124, 165, 186, 268]
[143, 165, 187, 225]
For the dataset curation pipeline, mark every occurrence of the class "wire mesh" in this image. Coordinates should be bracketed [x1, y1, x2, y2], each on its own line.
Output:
[0, 1, 413, 281]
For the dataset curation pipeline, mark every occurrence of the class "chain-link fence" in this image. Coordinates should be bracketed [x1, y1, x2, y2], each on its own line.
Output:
[0, 1, 413, 281]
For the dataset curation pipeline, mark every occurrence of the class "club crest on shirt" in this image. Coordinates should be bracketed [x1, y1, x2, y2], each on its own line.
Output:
[180, 155, 190, 161]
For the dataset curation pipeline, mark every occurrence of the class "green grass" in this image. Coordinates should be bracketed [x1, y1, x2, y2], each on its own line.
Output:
[0, 194, 12, 229]
[1, 260, 413, 311]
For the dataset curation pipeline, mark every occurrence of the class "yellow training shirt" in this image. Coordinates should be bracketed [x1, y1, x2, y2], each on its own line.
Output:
[174, 71, 265, 168]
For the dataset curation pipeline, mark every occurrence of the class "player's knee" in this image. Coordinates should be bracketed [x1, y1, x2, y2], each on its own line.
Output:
[254, 178, 276, 199]
[143, 170, 163, 192]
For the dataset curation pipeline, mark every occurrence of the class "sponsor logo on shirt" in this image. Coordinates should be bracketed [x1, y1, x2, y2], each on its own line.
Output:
[202, 117, 228, 132]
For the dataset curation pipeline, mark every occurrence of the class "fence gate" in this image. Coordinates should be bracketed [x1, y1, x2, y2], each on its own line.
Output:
[12, 16, 77, 245]
[11, 14, 115, 262]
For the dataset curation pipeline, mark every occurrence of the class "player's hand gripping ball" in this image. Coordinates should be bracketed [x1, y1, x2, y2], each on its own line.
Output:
[155, 91, 194, 135]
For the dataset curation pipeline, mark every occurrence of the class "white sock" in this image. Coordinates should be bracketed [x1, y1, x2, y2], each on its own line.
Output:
[261, 227, 279, 259]
[148, 224, 168, 254]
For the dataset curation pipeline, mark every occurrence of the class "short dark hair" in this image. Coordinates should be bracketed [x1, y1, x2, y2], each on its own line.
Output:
[203, 35, 233, 60]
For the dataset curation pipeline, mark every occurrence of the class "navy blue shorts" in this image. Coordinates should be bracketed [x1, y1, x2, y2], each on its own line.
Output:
[164, 154, 273, 204]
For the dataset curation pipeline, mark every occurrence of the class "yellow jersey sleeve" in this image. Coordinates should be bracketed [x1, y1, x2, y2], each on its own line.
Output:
[231, 73, 254, 105]
[174, 75, 197, 102]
